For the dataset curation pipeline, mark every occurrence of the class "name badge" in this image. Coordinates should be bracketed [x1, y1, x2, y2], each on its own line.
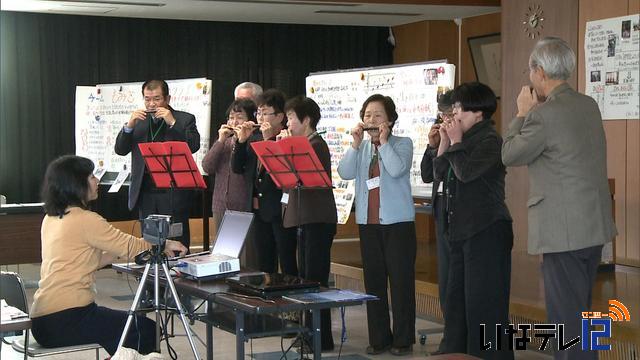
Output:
[281, 192, 290, 204]
[366, 176, 380, 190]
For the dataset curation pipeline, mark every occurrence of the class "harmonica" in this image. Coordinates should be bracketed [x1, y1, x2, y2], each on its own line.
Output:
[363, 127, 380, 131]
[145, 109, 157, 114]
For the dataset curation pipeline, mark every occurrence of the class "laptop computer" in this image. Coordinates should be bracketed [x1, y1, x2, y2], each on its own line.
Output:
[226, 273, 320, 299]
[178, 210, 254, 279]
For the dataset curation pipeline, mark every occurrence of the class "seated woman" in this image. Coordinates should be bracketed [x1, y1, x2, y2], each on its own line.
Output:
[337, 94, 416, 356]
[430, 82, 513, 359]
[202, 99, 257, 230]
[30, 155, 187, 356]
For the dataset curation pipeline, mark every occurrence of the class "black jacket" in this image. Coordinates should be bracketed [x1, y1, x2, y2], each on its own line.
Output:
[231, 131, 283, 223]
[421, 120, 511, 241]
[114, 107, 200, 210]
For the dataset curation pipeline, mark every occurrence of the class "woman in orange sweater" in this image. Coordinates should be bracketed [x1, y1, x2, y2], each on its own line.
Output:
[30, 155, 186, 355]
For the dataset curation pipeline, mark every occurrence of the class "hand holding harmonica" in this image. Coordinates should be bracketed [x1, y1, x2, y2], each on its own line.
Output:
[218, 124, 236, 141]
[276, 129, 291, 141]
[236, 121, 259, 143]
[516, 85, 540, 117]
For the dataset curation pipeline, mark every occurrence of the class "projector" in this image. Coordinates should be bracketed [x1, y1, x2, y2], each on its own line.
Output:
[178, 253, 240, 278]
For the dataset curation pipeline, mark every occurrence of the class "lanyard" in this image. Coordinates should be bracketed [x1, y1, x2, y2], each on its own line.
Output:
[149, 120, 165, 142]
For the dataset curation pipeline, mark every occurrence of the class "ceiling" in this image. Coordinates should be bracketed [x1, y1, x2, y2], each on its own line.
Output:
[0, 0, 500, 26]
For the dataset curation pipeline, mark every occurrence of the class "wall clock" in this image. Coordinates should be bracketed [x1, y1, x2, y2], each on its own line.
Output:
[523, 4, 545, 39]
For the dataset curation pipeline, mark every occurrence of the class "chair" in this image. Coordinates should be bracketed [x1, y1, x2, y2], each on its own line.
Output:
[0, 271, 102, 359]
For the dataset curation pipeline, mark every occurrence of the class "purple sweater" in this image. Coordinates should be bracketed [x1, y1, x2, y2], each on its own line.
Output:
[201, 137, 250, 213]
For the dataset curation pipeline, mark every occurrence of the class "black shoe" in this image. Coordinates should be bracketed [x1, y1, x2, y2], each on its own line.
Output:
[390, 345, 413, 356]
[366, 344, 391, 355]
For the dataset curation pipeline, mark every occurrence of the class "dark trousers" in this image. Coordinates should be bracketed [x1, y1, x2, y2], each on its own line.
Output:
[541, 245, 603, 360]
[433, 195, 450, 351]
[138, 189, 192, 248]
[252, 213, 298, 276]
[359, 222, 416, 348]
[31, 303, 155, 356]
[441, 220, 513, 360]
[299, 222, 337, 349]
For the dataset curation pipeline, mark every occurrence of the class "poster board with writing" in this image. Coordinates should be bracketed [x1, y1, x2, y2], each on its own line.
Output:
[75, 78, 212, 174]
[585, 14, 639, 120]
[306, 61, 455, 224]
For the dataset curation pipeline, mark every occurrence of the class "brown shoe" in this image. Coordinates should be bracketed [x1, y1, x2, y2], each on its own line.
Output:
[390, 345, 413, 356]
[366, 344, 391, 355]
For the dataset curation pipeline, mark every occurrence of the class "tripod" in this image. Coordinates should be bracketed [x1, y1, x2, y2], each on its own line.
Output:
[117, 245, 200, 359]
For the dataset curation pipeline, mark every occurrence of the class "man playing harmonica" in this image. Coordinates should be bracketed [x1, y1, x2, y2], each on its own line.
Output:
[115, 79, 200, 249]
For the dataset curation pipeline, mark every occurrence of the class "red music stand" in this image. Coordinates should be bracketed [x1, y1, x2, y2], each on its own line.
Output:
[138, 141, 206, 190]
[251, 135, 333, 273]
[250, 136, 332, 191]
[138, 141, 207, 248]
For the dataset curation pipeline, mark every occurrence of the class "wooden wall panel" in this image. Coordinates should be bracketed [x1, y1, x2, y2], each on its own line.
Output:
[393, 21, 430, 64]
[427, 20, 459, 66]
[604, 122, 629, 261]
[627, 120, 640, 266]
[460, 12, 501, 85]
[460, 13, 502, 130]
[502, 0, 579, 253]
[579, 0, 639, 266]
[392, 20, 458, 66]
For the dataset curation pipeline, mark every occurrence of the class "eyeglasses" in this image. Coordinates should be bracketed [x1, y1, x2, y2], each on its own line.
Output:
[436, 111, 454, 123]
[255, 111, 279, 118]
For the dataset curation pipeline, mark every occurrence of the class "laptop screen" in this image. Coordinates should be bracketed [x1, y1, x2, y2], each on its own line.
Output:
[212, 210, 254, 258]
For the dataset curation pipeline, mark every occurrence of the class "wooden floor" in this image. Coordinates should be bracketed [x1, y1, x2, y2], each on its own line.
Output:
[330, 239, 640, 354]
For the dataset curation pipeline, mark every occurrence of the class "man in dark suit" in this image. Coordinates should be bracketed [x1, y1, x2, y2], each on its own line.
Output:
[502, 37, 616, 360]
[114, 79, 200, 248]
[231, 89, 297, 276]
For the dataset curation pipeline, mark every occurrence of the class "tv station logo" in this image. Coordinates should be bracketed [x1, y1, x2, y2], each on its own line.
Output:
[479, 299, 631, 351]
[581, 299, 631, 351]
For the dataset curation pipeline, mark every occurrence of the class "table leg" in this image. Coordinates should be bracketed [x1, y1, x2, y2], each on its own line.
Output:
[312, 309, 321, 359]
[206, 302, 213, 360]
[236, 311, 245, 360]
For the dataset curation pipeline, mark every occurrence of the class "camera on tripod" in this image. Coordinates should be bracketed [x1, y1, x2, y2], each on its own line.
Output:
[142, 215, 182, 246]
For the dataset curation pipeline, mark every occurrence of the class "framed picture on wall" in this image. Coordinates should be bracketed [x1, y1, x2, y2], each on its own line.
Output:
[468, 33, 501, 98]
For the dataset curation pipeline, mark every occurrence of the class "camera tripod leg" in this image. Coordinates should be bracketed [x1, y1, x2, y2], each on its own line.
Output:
[117, 263, 152, 351]
[160, 261, 200, 358]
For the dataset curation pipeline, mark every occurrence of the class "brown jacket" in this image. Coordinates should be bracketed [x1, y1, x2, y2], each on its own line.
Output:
[282, 133, 337, 228]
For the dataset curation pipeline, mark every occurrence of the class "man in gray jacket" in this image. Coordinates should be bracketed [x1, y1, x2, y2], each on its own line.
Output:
[502, 37, 616, 360]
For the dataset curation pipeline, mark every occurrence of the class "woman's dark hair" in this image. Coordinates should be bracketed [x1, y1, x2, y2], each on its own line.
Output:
[359, 94, 399, 128]
[256, 89, 286, 113]
[284, 96, 321, 130]
[226, 98, 257, 122]
[42, 155, 95, 217]
[256, 88, 287, 127]
[437, 89, 454, 112]
[450, 82, 497, 120]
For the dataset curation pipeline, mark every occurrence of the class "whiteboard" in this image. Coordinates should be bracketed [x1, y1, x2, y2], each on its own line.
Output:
[306, 61, 455, 224]
[584, 14, 640, 120]
[75, 78, 212, 174]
